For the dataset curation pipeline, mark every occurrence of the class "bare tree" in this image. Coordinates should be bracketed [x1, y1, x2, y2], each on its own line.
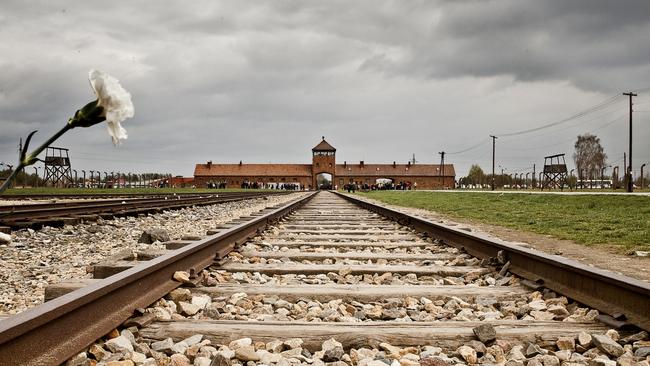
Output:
[466, 164, 485, 186]
[573, 134, 607, 182]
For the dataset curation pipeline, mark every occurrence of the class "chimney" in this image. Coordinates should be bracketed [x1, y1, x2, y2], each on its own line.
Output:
[207, 161, 212, 168]
[393, 161, 396, 168]
[360, 161, 364, 167]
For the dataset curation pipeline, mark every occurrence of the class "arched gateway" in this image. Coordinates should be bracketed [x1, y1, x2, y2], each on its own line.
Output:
[193, 137, 456, 190]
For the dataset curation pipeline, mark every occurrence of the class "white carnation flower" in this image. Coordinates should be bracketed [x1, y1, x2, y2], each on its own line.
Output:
[88, 69, 135, 145]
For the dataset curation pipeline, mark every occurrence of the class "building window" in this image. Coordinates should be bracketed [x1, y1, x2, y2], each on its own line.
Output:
[313, 151, 335, 156]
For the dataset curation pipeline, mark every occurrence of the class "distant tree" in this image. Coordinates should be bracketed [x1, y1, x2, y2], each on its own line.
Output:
[573, 134, 607, 181]
[466, 164, 485, 186]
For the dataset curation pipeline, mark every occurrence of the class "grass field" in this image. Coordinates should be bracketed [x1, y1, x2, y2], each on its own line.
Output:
[358, 191, 650, 252]
[0, 188, 250, 195]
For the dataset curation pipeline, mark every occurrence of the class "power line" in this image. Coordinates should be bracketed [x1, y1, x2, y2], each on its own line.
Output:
[499, 113, 627, 152]
[446, 138, 489, 155]
[500, 105, 626, 142]
[447, 93, 627, 157]
[498, 94, 624, 137]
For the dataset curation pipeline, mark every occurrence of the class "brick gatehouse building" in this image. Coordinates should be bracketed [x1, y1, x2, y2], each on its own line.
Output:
[193, 138, 455, 190]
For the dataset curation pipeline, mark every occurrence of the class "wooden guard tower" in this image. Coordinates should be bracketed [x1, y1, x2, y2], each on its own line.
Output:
[43, 147, 74, 187]
[541, 153, 569, 190]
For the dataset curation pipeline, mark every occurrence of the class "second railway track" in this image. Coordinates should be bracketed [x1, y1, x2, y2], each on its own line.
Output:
[0, 191, 290, 230]
[0, 191, 648, 365]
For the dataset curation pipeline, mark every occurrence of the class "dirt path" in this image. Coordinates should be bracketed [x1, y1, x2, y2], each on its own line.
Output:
[356, 195, 650, 283]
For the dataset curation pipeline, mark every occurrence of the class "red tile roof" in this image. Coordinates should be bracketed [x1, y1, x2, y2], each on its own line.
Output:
[194, 162, 454, 177]
[336, 164, 455, 177]
[312, 138, 336, 151]
[194, 164, 312, 177]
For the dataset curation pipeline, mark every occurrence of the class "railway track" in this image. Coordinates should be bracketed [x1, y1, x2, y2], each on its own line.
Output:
[0, 191, 290, 230]
[0, 191, 648, 365]
[0, 193, 224, 200]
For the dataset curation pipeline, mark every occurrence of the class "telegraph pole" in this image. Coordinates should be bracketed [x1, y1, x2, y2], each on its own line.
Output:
[623, 92, 637, 192]
[490, 135, 497, 190]
[438, 151, 445, 188]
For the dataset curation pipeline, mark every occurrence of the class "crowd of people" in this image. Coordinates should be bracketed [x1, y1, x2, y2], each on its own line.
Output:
[204, 181, 302, 190]
[205, 180, 422, 192]
[241, 181, 301, 190]
[206, 181, 227, 189]
[344, 180, 416, 192]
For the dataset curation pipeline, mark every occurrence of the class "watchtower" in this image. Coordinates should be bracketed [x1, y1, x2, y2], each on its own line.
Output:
[312, 137, 336, 189]
[541, 153, 569, 190]
[43, 147, 74, 187]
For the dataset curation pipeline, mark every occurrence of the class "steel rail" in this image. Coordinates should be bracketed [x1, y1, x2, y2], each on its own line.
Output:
[0, 192, 290, 223]
[335, 192, 650, 332]
[0, 191, 316, 365]
[0, 193, 204, 200]
[0, 192, 267, 200]
[0, 191, 288, 214]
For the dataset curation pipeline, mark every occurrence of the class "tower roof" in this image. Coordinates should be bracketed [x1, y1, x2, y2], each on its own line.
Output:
[312, 136, 336, 152]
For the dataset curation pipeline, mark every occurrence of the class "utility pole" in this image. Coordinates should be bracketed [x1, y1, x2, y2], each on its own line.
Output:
[438, 151, 445, 188]
[623, 153, 627, 190]
[490, 135, 497, 191]
[623, 92, 637, 192]
[18, 138, 23, 188]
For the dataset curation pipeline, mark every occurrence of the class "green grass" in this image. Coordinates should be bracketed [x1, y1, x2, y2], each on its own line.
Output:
[357, 191, 650, 252]
[1, 188, 250, 195]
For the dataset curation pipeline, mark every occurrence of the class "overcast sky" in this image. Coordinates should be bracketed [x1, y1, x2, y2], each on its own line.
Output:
[1, 0, 650, 179]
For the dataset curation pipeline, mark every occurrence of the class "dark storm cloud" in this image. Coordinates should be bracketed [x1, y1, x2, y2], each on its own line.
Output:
[1, 0, 649, 178]
[358, 0, 650, 91]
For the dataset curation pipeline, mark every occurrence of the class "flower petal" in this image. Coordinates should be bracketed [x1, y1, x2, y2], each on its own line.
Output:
[106, 120, 128, 145]
[88, 69, 134, 144]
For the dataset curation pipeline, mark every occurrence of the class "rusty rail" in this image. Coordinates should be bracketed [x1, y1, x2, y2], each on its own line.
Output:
[336, 192, 650, 332]
[0, 191, 291, 226]
[0, 192, 316, 366]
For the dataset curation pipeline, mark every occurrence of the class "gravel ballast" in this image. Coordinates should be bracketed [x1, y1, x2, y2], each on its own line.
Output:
[0, 193, 306, 314]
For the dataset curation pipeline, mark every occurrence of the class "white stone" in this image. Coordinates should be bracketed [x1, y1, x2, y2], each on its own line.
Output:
[191, 295, 211, 309]
[131, 351, 147, 364]
[172, 341, 189, 354]
[229, 337, 253, 350]
[179, 301, 201, 316]
[193, 356, 211, 366]
[183, 334, 203, 346]
[457, 345, 477, 364]
[0, 232, 12, 244]
[105, 335, 134, 353]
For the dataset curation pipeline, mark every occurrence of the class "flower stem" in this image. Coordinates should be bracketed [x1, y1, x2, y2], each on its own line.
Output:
[0, 123, 74, 194]
[24, 124, 73, 165]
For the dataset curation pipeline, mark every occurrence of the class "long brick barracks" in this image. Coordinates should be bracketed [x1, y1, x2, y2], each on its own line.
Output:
[193, 138, 455, 190]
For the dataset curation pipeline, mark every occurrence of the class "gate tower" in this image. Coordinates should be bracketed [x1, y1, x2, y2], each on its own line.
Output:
[312, 137, 336, 189]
